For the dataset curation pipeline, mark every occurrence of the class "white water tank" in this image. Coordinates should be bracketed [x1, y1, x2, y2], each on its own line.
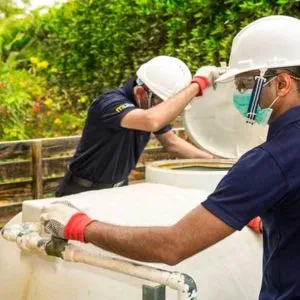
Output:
[146, 77, 267, 190]
[183, 78, 267, 159]
[0, 68, 266, 300]
[0, 183, 263, 300]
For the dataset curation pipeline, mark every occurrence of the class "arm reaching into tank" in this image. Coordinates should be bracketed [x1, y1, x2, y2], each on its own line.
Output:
[40, 201, 234, 265]
[156, 130, 215, 159]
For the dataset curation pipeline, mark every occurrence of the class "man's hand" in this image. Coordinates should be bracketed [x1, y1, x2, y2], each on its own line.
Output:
[40, 201, 95, 242]
[191, 66, 219, 96]
[194, 66, 219, 87]
[247, 216, 263, 234]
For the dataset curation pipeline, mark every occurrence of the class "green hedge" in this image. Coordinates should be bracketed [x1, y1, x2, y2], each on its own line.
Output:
[36, 0, 300, 103]
[1, 0, 300, 139]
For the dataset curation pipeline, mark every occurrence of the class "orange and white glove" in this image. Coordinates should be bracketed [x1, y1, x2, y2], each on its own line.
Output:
[191, 66, 219, 96]
[40, 201, 95, 242]
[247, 216, 263, 234]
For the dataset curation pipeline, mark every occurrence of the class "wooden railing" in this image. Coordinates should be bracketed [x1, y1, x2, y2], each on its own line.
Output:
[0, 128, 187, 227]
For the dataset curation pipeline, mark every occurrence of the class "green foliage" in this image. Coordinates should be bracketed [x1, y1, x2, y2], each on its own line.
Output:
[0, 63, 42, 140]
[0, 56, 84, 140]
[0, 0, 28, 18]
[0, 19, 37, 67]
[36, 0, 300, 101]
[37, 0, 167, 102]
[1, 0, 300, 141]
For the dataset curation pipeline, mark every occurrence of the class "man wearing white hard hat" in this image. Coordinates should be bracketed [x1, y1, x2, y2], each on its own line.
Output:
[41, 15, 300, 299]
[56, 55, 215, 196]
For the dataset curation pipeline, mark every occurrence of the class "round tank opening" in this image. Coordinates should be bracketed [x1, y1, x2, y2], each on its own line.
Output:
[154, 159, 236, 171]
[171, 166, 230, 171]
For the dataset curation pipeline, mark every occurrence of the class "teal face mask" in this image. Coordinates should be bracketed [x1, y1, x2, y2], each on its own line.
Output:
[233, 92, 273, 125]
[233, 75, 279, 125]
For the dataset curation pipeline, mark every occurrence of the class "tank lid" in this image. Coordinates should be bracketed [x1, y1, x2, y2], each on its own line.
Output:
[182, 72, 268, 158]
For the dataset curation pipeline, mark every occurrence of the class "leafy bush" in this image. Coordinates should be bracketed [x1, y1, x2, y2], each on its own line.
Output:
[1, 0, 300, 140]
[0, 57, 84, 140]
[37, 0, 300, 101]
[0, 63, 42, 140]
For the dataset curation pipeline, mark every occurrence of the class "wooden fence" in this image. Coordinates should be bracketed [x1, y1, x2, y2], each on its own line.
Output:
[0, 128, 187, 227]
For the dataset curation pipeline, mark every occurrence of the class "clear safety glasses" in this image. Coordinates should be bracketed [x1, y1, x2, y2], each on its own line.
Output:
[235, 74, 276, 93]
[233, 69, 300, 124]
[235, 71, 300, 94]
[234, 70, 277, 124]
[136, 78, 161, 108]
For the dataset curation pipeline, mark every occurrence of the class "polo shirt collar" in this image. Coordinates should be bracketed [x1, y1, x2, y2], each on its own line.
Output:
[123, 77, 137, 104]
[267, 105, 300, 140]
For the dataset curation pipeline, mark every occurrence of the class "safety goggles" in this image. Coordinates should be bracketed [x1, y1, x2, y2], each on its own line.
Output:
[235, 74, 276, 93]
[235, 70, 300, 124]
[137, 78, 161, 108]
[235, 70, 300, 93]
[234, 71, 277, 124]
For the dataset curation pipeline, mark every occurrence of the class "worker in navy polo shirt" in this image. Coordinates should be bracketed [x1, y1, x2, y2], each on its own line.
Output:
[56, 56, 216, 197]
[41, 16, 300, 299]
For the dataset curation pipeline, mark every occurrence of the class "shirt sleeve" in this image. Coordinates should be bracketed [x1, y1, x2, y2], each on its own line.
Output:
[99, 97, 136, 130]
[154, 124, 172, 135]
[98, 95, 172, 133]
[202, 147, 288, 230]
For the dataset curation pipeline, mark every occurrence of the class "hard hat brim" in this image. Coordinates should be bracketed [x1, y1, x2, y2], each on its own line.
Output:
[216, 68, 239, 82]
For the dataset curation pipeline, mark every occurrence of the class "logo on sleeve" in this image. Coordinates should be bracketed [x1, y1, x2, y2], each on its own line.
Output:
[115, 103, 135, 113]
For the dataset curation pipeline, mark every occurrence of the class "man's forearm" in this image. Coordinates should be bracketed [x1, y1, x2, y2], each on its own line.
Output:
[84, 221, 179, 265]
[41, 202, 235, 265]
[159, 133, 214, 159]
[169, 137, 214, 159]
[147, 83, 200, 129]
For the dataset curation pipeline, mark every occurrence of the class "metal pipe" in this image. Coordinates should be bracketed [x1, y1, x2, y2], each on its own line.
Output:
[2, 223, 197, 300]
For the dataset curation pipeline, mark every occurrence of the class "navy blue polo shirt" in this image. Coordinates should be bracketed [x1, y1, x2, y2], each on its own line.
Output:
[202, 106, 300, 300]
[69, 77, 171, 183]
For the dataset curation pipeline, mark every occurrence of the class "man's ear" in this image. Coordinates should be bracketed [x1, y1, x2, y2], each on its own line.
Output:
[277, 73, 292, 96]
[135, 86, 146, 107]
[135, 86, 146, 99]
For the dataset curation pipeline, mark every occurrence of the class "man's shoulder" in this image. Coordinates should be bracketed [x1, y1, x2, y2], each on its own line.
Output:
[261, 124, 300, 160]
[236, 146, 270, 163]
[229, 146, 276, 177]
[92, 88, 135, 113]
[96, 87, 127, 104]
[261, 124, 300, 181]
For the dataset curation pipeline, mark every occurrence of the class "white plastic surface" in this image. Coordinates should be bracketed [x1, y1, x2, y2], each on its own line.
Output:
[0, 214, 33, 300]
[145, 160, 228, 192]
[1, 183, 263, 300]
[183, 80, 268, 158]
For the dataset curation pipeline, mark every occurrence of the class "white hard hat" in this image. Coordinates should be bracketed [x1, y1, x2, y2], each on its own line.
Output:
[217, 15, 300, 82]
[136, 55, 192, 100]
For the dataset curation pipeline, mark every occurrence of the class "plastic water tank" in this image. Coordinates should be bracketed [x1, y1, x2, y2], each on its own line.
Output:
[0, 183, 263, 300]
[146, 71, 268, 190]
[0, 67, 265, 300]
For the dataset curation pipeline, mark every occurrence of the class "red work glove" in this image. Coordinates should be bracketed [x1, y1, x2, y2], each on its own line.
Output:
[191, 76, 209, 96]
[40, 201, 95, 242]
[191, 66, 219, 96]
[247, 216, 263, 234]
